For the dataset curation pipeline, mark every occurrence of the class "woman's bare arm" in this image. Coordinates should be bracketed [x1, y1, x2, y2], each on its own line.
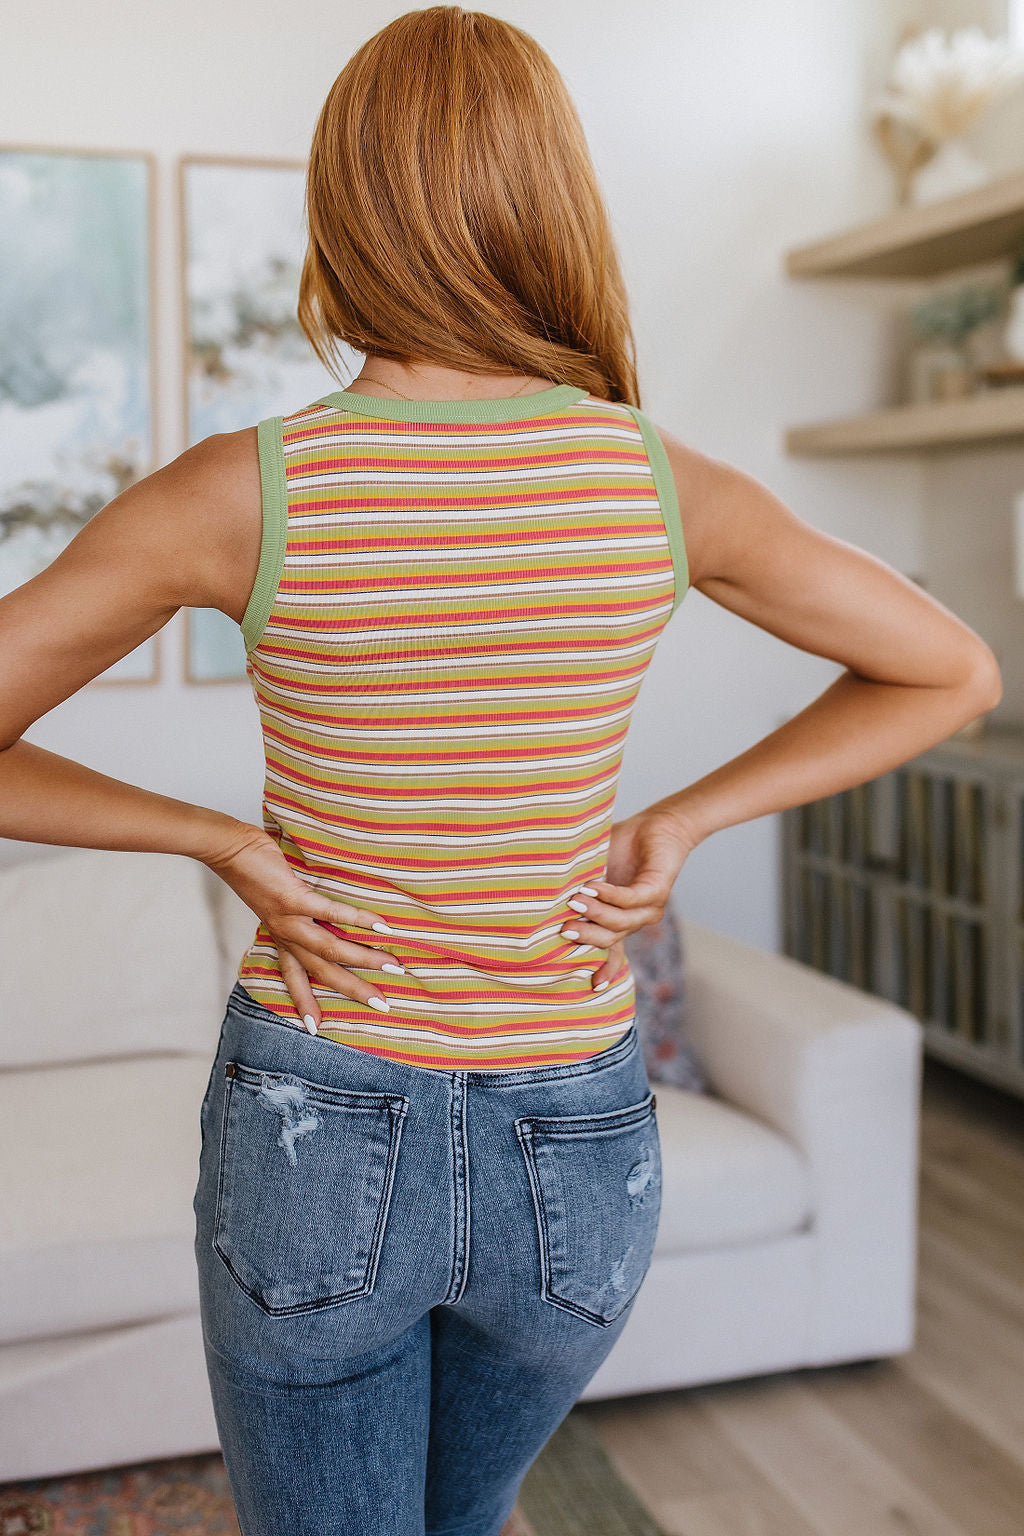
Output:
[0, 429, 261, 858]
[573, 425, 1002, 969]
[0, 430, 405, 1018]
[656, 428, 1001, 845]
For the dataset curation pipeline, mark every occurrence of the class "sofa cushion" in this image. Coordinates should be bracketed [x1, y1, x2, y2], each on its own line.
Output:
[652, 1084, 813, 1255]
[626, 903, 708, 1092]
[0, 848, 225, 1067]
[0, 1055, 209, 1343]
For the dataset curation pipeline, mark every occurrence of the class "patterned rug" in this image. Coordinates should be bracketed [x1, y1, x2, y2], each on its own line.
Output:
[0, 1407, 664, 1536]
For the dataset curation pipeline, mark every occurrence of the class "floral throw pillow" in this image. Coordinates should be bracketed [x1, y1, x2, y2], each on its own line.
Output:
[624, 904, 708, 1093]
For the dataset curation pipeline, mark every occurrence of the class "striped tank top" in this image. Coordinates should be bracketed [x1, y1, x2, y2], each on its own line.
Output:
[235, 381, 688, 1069]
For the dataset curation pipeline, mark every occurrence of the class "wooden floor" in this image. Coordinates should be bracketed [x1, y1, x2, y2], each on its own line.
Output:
[582, 1058, 1024, 1536]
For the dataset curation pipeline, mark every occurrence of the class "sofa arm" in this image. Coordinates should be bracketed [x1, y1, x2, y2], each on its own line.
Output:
[198, 863, 260, 1001]
[679, 915, 923, 1361]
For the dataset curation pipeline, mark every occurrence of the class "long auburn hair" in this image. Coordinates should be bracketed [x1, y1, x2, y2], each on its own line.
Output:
[297, 6, 640, 405]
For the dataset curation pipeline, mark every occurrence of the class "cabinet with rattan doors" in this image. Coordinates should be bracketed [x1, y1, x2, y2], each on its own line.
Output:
[780, 724, 1024, 1098]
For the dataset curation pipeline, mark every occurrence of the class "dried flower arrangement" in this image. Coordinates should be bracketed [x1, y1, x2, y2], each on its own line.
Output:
[870, 26, 1024, 205]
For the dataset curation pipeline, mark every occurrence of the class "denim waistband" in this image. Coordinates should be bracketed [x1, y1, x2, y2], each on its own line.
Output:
[225, 979, 639, 1088]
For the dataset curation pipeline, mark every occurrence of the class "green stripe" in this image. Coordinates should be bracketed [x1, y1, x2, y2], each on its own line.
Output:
[624, 405, 689, 612]
[240, 416, 288, 653]
[314, 382, 589, 423]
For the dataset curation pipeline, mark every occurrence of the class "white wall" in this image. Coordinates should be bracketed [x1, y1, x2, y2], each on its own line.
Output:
[4, 0, 975, 954]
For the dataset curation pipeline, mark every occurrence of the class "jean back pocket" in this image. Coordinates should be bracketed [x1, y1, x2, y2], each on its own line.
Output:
[213, 1060, 409, 1315]
[515, 1091, 661, 1327]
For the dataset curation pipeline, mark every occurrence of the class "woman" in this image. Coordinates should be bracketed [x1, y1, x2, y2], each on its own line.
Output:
[0, 8, 1000, 1535]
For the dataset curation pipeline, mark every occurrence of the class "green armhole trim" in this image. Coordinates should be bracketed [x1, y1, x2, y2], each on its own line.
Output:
[240, 416, 288, 654]
[624, 404, 689, 614]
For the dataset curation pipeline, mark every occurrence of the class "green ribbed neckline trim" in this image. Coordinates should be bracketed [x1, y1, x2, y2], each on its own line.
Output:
[240, 416, 288, 653]
[316, 382, 589, 423]
[624, 405, 689, 613]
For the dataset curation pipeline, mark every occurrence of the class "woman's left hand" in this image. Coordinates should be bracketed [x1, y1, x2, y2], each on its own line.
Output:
[562, 806, 702, 990]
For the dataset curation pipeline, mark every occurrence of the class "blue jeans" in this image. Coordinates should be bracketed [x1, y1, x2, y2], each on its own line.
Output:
[193, 981, 663, 1536]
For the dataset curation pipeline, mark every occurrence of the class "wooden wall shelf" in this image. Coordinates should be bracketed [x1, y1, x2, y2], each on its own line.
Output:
[786, 168, 1024, 279]
[784, 174, 1024, 455]
[785, 385, 1024, 456]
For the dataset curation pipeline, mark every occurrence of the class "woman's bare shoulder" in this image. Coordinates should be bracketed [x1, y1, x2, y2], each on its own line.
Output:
[89, 425, 264, 619]
[158, 427, 262, 616]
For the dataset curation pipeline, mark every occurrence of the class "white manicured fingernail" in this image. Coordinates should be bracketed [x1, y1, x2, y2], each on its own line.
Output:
[303, 1014, 319, 1035]
[567, 899, 588, 914]
[593, 980, 609, 992]
[367, 995, 390, 1012]
[372, 921, 393, 933]
[563, 929, 580, 940]
[382, 963, 405, 974]
[577, 886, 598, 896]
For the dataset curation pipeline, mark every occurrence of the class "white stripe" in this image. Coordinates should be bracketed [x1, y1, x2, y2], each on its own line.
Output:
[398, 965, 602, 986]
[242, 968, 633, 1039]
[283, 535, 668, 568]
[270, 805, 611, 854]
[256, 700, 633, 741]
[274, 571, 667, 605]
[263, 768, 607, 814]
[249, 635, 660, 675]
[260, 740, 623, 778]
[284, 418, 638, 452]
[359, 986, 630, 1017]
[294, 859, 606, 888]
[289, 416, 636, 444]
[261, 603, 672, 644]
[285, 507, 662, 532]
[272, 855, 606, 898]
[274, 836, 608, 875]
[287, 457, 652, 487]
[244, 947, 605, 990]
[256, 675, 637, 708]
[261, 1012, 630, 1053]
[268, 824, 609, 867]
[257, 894, 602, 952]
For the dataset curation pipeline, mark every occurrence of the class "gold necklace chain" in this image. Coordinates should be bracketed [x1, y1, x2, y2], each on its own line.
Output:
[352, 373, 541, 401]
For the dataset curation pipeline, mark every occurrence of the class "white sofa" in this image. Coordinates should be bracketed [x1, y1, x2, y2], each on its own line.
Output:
[0, 846, 923, 1482]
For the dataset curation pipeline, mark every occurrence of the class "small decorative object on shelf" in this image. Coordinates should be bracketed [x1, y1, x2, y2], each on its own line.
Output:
[870, 25, 1024, 208]
[905, 281, 1005, 402]
[780, 725, 1024, 1099]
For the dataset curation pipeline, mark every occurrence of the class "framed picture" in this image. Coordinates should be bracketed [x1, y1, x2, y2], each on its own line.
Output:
[179, 153, 348, 682]
[0, 143, 160, 685]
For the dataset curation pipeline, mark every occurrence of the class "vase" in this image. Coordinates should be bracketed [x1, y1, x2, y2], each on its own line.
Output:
[907, 341, 974, 403]
[909, 137, 990, 206]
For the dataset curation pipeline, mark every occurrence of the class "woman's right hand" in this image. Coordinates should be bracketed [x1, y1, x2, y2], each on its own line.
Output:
[565, 804, 704, 991]
[203, 822, 405, 1031]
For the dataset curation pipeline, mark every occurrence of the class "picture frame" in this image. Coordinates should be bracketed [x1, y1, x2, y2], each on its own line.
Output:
[0, 141, 160, 685]
[178, 152, 347, 683]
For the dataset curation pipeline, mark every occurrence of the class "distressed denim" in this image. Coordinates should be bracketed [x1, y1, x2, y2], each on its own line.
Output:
[193, 980, 662, 1536]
